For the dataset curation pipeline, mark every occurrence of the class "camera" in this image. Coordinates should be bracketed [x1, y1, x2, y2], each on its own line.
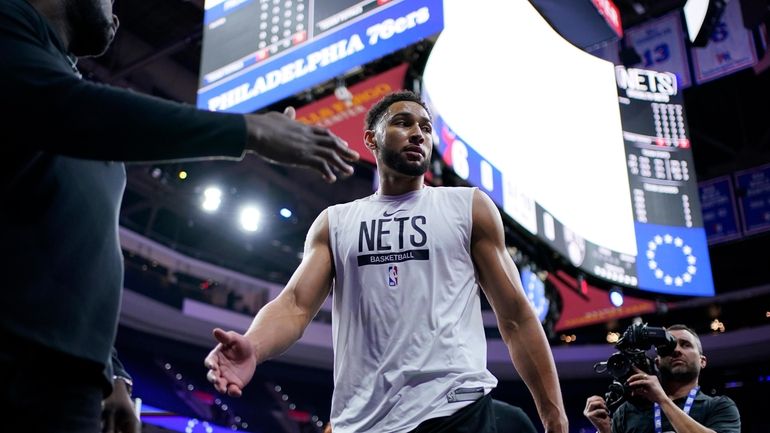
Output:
[593, 323, 677, 413]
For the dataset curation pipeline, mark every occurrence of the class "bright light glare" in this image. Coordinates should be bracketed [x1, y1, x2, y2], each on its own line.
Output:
[280, 208, 292, 218]
[201, 186, 222, 212]
[239, 206, 261, 232]
[609, 289, 624, 307]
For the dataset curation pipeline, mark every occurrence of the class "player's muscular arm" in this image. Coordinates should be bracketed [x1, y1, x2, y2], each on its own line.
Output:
[243, 209, 334, 363]
[470, 190, 568, 433]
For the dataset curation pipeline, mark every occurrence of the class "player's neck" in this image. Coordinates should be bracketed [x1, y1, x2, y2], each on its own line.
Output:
[664, 378, 699, 400]
[377, 170, 425, 196]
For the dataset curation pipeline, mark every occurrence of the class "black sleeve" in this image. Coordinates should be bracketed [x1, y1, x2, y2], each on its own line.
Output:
[610, 403, 632, 433]
[611, 412, 620, 433]
[702, 396, 741, 433]
[110, 347, 132, 381]
[0, 4, 247, 162]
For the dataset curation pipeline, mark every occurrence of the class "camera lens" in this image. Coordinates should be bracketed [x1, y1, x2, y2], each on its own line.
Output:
[607, 353, 631, 379]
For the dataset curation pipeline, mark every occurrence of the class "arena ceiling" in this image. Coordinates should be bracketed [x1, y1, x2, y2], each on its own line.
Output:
[77, 0, 770, 294]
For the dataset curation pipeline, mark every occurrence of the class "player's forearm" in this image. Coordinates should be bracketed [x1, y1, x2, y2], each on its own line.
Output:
[659, 398, 717, 433]
[500, 309, 567, 431]
[243, 293, 313, 364]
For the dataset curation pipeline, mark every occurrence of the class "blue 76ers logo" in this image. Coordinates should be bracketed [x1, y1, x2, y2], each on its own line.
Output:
[388, 265, 398, 287]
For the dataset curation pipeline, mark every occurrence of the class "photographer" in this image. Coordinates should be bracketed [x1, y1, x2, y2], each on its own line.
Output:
[584, 324, 740, 433]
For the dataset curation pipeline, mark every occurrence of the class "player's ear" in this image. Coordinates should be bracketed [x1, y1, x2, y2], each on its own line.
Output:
[364, 130, 377, 151]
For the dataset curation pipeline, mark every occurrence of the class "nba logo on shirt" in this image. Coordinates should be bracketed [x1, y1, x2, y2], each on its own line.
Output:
[388, 265, 398, 286]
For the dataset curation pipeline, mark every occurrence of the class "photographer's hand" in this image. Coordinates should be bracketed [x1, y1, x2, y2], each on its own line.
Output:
[627, 367, 667, 403]
[583, 395, 612, 433]
[627, 367, 720, 433]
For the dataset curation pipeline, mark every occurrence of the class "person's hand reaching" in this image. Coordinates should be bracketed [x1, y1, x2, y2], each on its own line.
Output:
[204, 328, 258, 397]
[244, 107, 360, 183]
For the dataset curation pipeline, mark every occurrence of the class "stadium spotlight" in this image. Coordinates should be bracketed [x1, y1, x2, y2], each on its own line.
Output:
[609, 287, 624, 307]
[239, 205, 261, 232]
[201, 186, 222, 212]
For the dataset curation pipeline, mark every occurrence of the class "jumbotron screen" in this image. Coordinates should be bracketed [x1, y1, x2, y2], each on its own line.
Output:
[197, 0, 444, 113]
[422, 0, 714, 296]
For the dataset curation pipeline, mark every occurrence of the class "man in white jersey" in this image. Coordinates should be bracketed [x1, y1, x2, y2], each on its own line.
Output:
[205, 91, 568, 433]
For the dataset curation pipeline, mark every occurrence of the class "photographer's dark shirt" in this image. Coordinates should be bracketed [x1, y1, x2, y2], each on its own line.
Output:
[611, 391, 740, 433]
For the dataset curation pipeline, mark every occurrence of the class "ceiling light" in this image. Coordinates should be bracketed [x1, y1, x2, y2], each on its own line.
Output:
[609, 287, 624, 307]
[201, 186, 222, 212]
[239, 206, 261, 232]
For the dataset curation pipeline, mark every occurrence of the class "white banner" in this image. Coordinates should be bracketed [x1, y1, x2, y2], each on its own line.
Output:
[691, 0, 757, 84]
[626, 11, 692, 88]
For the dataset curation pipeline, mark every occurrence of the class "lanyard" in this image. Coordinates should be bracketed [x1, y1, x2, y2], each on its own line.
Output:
[654, 386, 700, 433]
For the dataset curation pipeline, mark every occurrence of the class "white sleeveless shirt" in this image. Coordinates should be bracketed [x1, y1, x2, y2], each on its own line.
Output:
[326, 186, 498, 433]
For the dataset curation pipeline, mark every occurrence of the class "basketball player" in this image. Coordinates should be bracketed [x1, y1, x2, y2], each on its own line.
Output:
[205, 91, 568, 433]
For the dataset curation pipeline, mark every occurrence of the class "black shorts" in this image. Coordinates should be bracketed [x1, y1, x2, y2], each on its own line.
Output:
[410, 394, 496, 433]
[409, 395, 537, 433]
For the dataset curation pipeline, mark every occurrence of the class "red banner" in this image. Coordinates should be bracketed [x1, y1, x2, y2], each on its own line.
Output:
[296, 64, 409, 165]
[591, 0, 623, 37]
[550, 271, 656, 331]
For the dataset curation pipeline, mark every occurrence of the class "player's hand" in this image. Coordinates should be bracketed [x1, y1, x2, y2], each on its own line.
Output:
[244, 107, 359, 183]
[204, 328, 258, 397]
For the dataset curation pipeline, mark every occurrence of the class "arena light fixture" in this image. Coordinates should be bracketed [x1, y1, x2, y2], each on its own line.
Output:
[239, 205, 261, 232]
[609, 287, 624, 307]
[201, 186, 223, 212]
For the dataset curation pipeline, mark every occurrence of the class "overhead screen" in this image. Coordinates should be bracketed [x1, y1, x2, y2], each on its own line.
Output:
[197, 0, 444, 113]
[422, 0, 714, 296]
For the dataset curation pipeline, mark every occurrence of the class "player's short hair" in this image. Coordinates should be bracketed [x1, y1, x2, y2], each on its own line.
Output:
[365, 90, 431, 131]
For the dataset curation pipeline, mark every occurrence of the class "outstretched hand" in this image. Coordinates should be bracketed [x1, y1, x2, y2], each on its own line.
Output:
[204, 328, 258, 397]
[244, 107, 360, 183]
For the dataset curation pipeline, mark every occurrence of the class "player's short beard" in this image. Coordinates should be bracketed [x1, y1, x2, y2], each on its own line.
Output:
[380, 144, 429, 176]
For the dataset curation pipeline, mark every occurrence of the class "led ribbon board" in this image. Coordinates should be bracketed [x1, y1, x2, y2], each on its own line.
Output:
[197, 0, 444, 113]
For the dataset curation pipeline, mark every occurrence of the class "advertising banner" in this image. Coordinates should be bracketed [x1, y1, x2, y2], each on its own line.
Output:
[295, 64, 409, 165]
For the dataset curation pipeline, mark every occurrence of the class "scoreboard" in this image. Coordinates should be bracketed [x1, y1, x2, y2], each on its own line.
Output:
[197, 0, 444, 113]
[422, 0, 714, 297]
[616, 66, 713, 296]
